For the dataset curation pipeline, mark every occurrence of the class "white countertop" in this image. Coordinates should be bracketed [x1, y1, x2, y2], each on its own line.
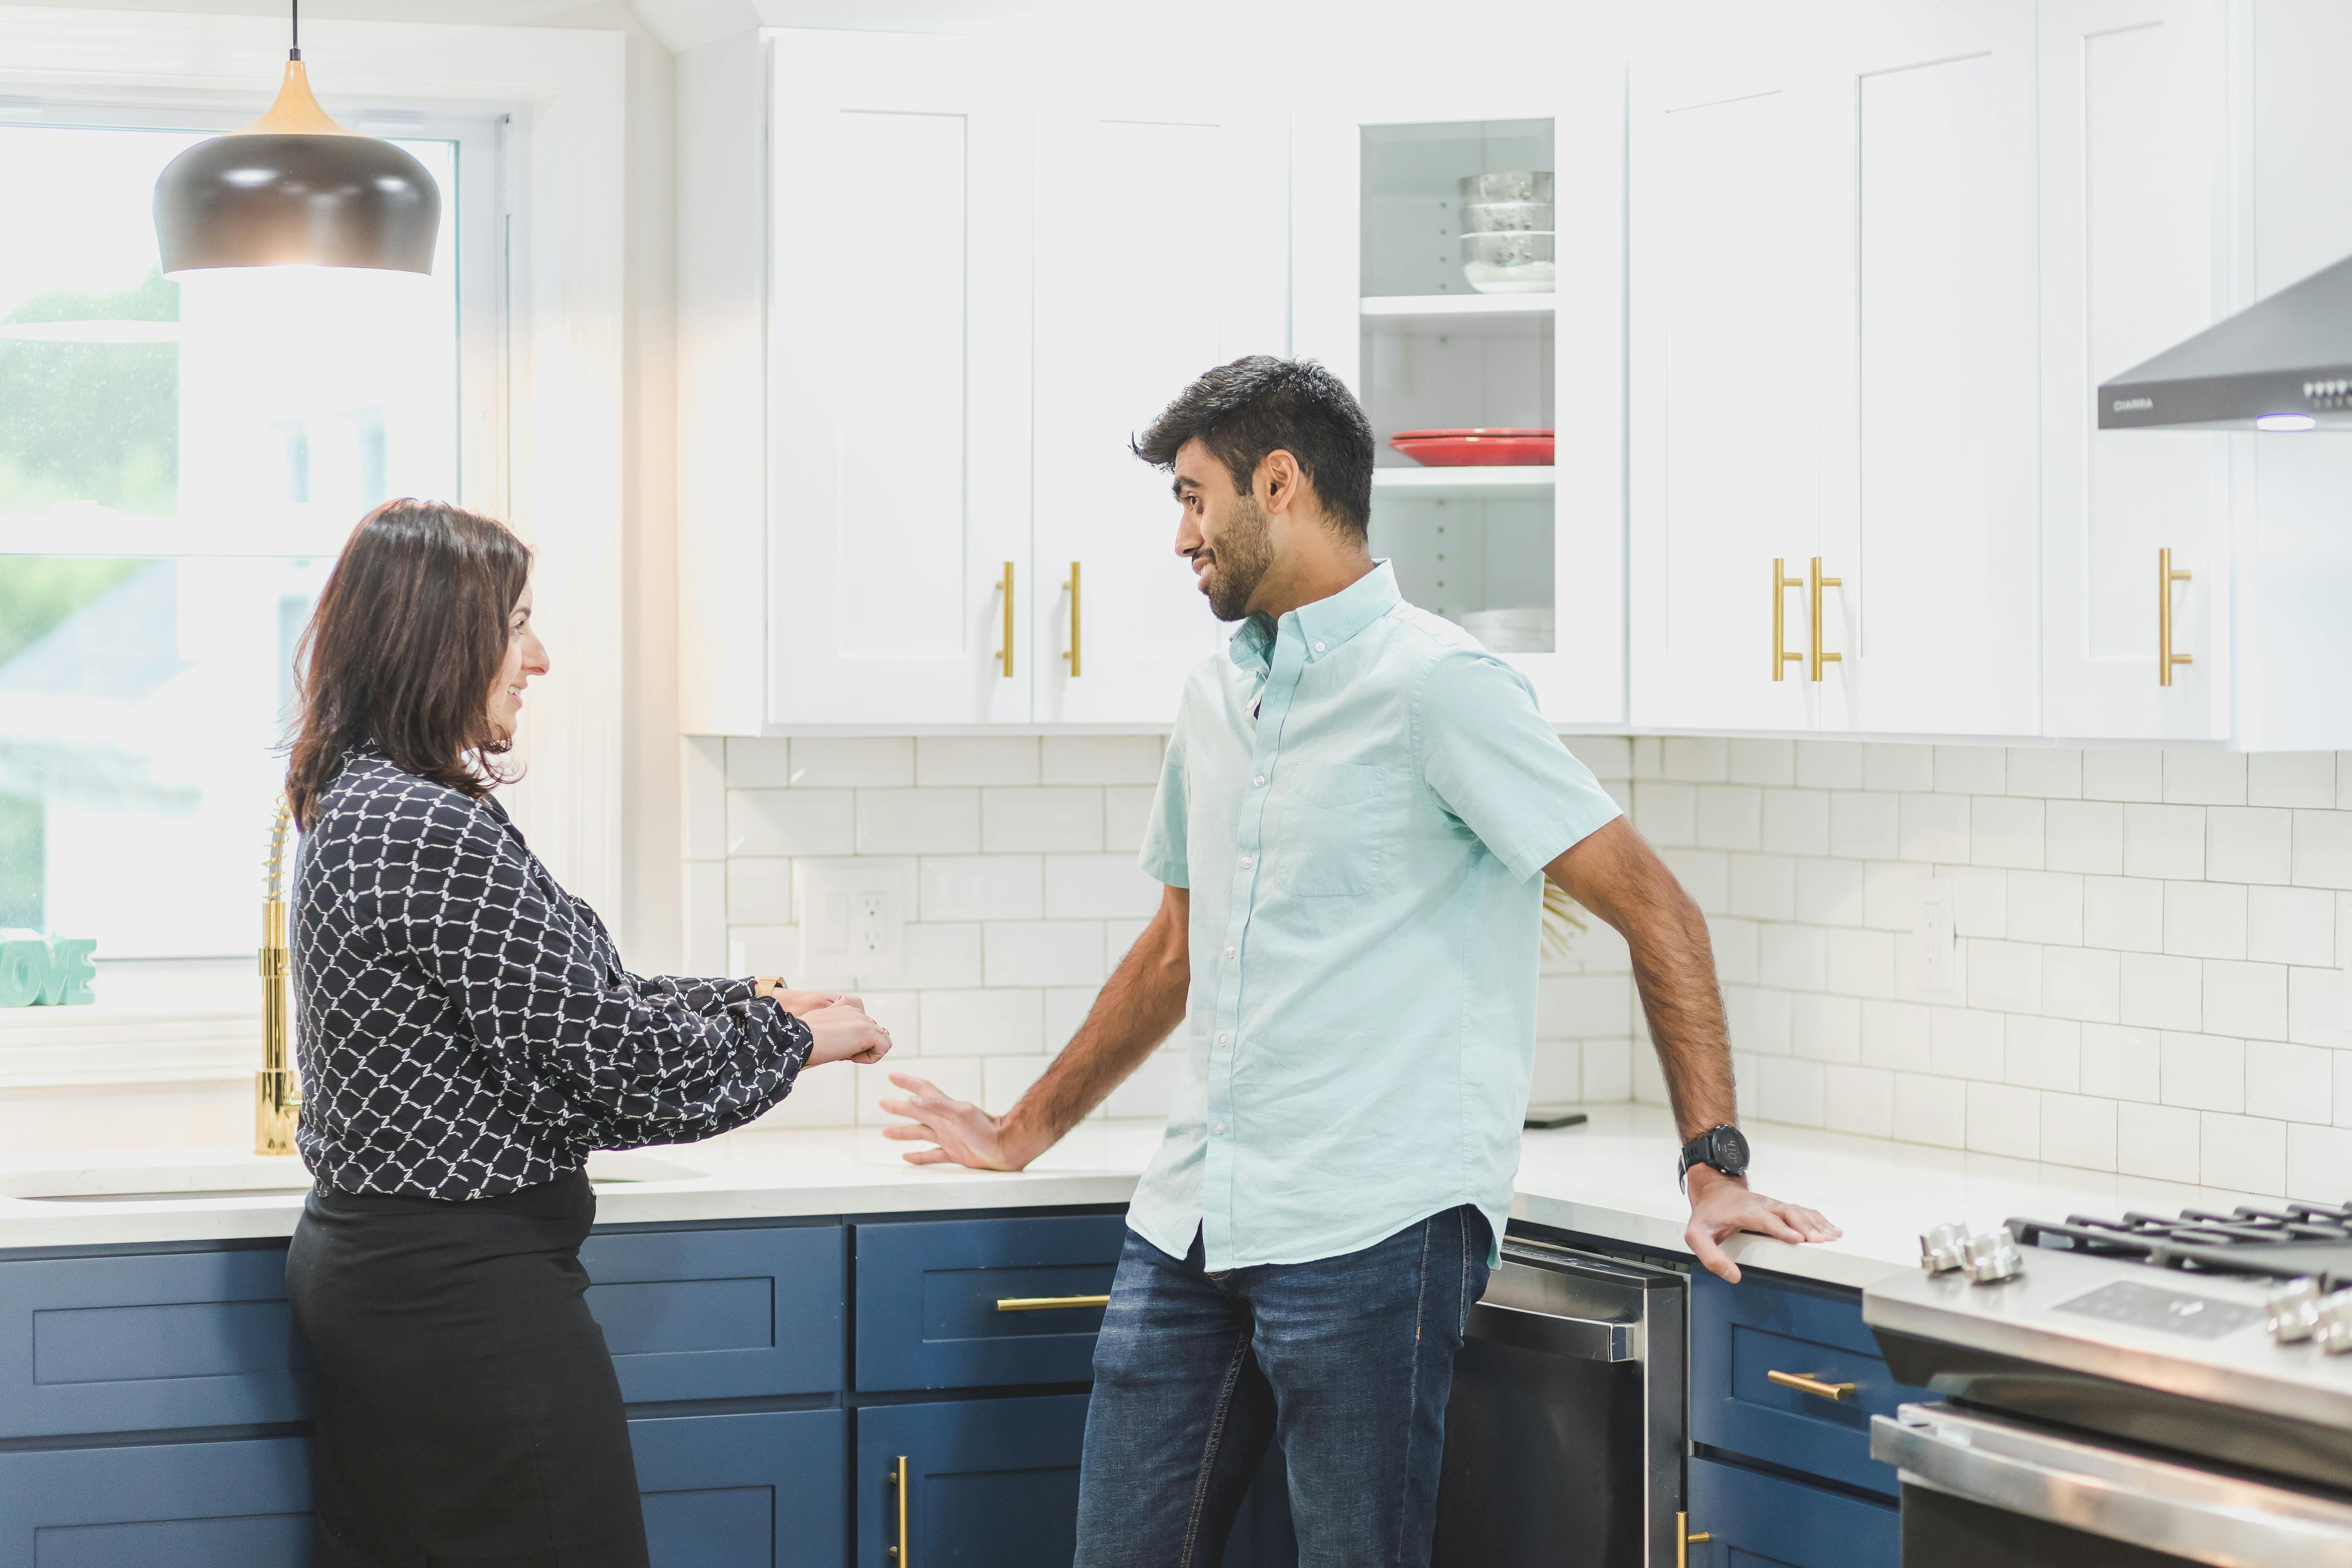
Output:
[0, 1106, 2244, 1290]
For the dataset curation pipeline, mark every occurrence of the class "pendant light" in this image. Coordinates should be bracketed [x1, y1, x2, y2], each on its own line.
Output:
[153, 0, 440, 276]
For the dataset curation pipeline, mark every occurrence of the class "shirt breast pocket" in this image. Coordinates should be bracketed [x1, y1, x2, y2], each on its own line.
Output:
[1277, 763, 1389, 898]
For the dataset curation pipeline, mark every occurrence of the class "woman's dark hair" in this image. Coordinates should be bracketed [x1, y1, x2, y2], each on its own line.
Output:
[1131, 355, 1376, 537]
[285, 499, 533, 828]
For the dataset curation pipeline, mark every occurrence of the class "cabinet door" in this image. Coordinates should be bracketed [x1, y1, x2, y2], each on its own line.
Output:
[1030, 57, 1284, 724]
[1629, 2, 1824, 733]
[1685, 1454, 1898, 1568]
[768, 31, 1033, 725]
[1815, 0, 2040, 736]
[2040, 0, 2229, 742]
[856, 1393, 1090, 1568]
[0, 1434, 310, 1568]
[632, 1410, 845, 1568]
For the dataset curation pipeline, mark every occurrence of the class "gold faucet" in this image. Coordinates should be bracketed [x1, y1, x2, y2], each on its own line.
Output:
[256, 795, 303, 1156]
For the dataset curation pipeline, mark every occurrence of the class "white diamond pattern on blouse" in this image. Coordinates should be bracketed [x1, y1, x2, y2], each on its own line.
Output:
[292, 749, 813, 1200]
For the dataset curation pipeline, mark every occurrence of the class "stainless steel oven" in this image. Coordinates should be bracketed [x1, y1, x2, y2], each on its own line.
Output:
[1432, 1233, 1688, 1567]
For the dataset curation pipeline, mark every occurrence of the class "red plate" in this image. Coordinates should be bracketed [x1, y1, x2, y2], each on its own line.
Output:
[1389, 428, 1554, 467]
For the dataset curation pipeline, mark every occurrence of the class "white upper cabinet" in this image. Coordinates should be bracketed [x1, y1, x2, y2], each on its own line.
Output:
[1629, 1, 1824, 734]
[1029, 60, 1287, 724]
[767, 31, 1035, 727]
[1292, 28, 1629, 725]
[1815, 0, 2040, 737]
[2039, 0, 2229, 741]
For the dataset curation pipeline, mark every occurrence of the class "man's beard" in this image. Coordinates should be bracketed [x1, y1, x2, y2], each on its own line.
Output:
[1199, 493, 1274, 622]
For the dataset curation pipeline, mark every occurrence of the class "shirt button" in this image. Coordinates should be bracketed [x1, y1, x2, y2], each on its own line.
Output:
[1253, 775, 1266, 787]
[1314, 640, 1327, 653]
[1213, 1121, 1227, 1135]
[1217, 1033, 1230, 1045]
[1240, 856, 1253, 868]
[1225, 944, 1237, 958]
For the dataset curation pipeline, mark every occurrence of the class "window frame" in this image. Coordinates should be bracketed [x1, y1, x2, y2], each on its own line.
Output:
[0, 10, 626, 1087]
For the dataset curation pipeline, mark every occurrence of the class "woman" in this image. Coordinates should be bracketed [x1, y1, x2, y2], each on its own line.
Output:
[281, 499, 886, 1567]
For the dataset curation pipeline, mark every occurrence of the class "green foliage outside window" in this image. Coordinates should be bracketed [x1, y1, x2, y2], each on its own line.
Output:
[0, 268, 179, 516]
[0, 793, 40, 929]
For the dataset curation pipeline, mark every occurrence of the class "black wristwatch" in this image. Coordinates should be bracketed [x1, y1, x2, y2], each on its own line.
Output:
[1678, 1124, 1750, 1189]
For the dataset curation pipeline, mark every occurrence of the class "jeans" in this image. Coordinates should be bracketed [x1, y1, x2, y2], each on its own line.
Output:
[1072, 1206, 1493, 1568]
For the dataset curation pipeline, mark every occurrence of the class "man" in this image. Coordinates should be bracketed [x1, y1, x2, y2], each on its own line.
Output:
[881, 356, 1838, 1567]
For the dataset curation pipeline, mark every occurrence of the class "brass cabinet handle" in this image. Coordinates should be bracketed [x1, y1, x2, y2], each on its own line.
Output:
[889, 1454, 910, 1563]
[2159, 547, 2193, 686]
[1677, 1511, 1712, 1568]
[1808, 557, 1842, 682]
[1063, 560, 1082, 677]
[997, 561, 1017, 679]
[1770, 558, 1804, 682]
[995, 1294, 1112, 1312]
[1768, 1368, 1857, 1401]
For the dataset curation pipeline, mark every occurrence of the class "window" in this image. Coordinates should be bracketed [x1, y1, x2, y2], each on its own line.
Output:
[0, 106, 500, 965]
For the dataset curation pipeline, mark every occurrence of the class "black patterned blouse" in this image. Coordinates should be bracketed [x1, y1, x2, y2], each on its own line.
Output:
[291, 745, 812, 1199]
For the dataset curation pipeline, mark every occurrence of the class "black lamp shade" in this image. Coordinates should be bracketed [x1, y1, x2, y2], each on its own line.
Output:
[154, 133, 441, 275]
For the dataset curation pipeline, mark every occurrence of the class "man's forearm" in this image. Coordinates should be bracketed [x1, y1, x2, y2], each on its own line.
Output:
[1621, 886, 1739, 1141]
[998, 904, 1189, 1157]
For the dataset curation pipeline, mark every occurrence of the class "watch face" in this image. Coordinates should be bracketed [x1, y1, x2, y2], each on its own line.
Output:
[1714, 1125, 1751, 1173]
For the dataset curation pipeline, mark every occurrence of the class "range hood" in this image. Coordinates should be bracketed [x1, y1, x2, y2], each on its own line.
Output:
[2099, 252, 2352, 432]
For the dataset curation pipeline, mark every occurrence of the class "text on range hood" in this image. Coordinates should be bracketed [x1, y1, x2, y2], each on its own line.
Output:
[2099, 251, 2352, 431]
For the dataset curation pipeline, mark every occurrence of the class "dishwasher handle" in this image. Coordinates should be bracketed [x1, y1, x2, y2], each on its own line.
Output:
[1873, 1404, 2352, 1567]
[1465, 1297, 1642, 1364]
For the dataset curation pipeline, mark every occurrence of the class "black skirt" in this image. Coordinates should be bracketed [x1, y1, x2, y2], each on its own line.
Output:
[285, 1169, 650, 1568]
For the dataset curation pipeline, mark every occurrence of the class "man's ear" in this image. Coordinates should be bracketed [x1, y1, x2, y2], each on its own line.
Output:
[1259, 449, 1301, 514]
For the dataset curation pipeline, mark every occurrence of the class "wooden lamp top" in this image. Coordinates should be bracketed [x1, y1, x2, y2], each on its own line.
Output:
[240, 58, 361, 138]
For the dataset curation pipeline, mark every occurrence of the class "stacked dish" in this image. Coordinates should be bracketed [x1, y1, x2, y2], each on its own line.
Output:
[1459, 172, 1554, 294]
[1390, 428, 1554, 466]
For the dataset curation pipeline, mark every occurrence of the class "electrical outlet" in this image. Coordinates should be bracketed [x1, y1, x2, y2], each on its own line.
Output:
[1913, 878, 1956, 996]
[793, 859, 911, 986]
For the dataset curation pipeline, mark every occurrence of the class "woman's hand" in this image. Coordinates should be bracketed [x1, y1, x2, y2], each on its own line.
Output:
[802, 1004, 892, 1067]
[753, 978, 862, 1018]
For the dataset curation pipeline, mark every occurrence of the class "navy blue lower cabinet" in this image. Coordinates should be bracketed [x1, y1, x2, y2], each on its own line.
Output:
[583, 1223, 846, 1402]
[1690, 1270, 1932, 1497]
[856, 1393, 1091, 1568]
[0, 1432, 310, 1568]
[0, 1246, 306, 1438]
[1685, 1454, 1897, 1568]
[855, 1215, 1125, 1391]
[631, 1409, 845, 1568]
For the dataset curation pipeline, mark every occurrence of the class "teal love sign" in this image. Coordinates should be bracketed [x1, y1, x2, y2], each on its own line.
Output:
[0, 931, 97, 1007]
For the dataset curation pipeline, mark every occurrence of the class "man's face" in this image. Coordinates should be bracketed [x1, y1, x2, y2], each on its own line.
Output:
[1171, 438, 1275, 622]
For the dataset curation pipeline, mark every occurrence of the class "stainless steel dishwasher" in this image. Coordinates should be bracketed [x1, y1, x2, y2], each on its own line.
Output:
[1431, 1233, 1689, 1568]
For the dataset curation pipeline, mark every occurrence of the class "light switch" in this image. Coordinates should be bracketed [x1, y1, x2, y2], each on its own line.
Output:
[1912, 878, 1956, 997]
[794, 858, 911, 986]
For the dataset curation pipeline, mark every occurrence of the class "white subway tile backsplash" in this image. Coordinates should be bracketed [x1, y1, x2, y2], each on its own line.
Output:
[1762, 790, 1830, 856]
[1662, 849, 1730, 915]
[2163, 881, 2247, 960]
[1708, 917, 1758, 984]
[727, 859, 794, 925]
[917, 736, 1040, 786]
[857, 789, 981, 854]
[2289, 1123, 2352, 1201]
[1759, 924, 1828, 991]
[2040, 1092, 2117, 1170]
[684, 860, 728, 973]
[1899, 793, 1970, 863]
[729, 924, 796, 978]
[1042, 735, 1163, 786]
[2287, 965, 2345, 1048]
[1725, 985, 1794, 1055]
[1104, 787, 1156, 854]
[1756, 1056, 1826, 1126]
[1725, 738, 1795, 787]
[920, 856, 1043, 923]
[982, 788, 1104, 853]
[1863, 743, 1935, 793]
[2005, 1016, 2081, 1092]
[790, 736, 915, 788]
[1862, 999, 1932, 1072]
[2246, 1039, 2333, 1124]
[2121, 953, 2203, 1032]
[2005, 748, 2083, 800]
[1972, 796, 2045, 870]
[2046, 800, 2125, 875]
[1582, 1040, 1635, 1102]
[981, 921, 1106, 988]
[2043, 947, 2122, 1023]
[2161, 1032, 2245, 1112]
[1566, 735, 1636, 781]
[1826, 928, 1895, 998]
[2117, 1101, 2200, 1182]
[2249, 886, 2335, 966]
[1633, 782, 1697, 846]
[2164, 750, 2248, 806]
[1936, 746, 2006, 796]
[1967, 1081, 2040, 1159]
[2203, 960, 2287, 1041]
[729, 789, 856, 857]
[1967, 940, 2043, 1013]
[2007, 871, 2083, 946]
[2202, 1112, 2285, 1194]
[902, 924, 984, 989]
[1863, 860, 1931, 931]
[1825, 1065, 1895, 1136]
[2208, 808, 2293, 886]
[1729, 855, 1796, 921]
[918, 988, 1045, 1055]
[1797, 741, 1866, 790]
[1044, 855, 1161, 920]
[1539, 974, 1635, 1039]
[1697, 786, 1764, 851]
[985, 1053, 1053, 1109]
[1663, 737, 1730, 782]
[1795, 859, 1865, 926]
[2081, 1024, 2160, 1102]
[2084, 748, 2163, 803]
[1894, 1072, 1968, 1148]
[1931, 1007, 2005, 1081]
[1951, 868, 2009, 939]
[2293, 810, 2352, 890]
[683, 736, 728, 859]
[1792, 993, 1862, 1063]
[2083, 877, 2164, 952]
[2251, 752, 2336, 809]
[724, 737, 794, 788]
[2124, 805, 2204, 880]
[1831, 792, 1900, 859]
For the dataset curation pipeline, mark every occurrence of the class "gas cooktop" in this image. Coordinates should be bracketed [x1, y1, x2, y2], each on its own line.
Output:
[2009, 1200, 2352, 1292]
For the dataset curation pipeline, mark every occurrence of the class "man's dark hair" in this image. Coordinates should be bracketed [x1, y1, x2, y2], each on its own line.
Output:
[1132, 355, 1375, 537]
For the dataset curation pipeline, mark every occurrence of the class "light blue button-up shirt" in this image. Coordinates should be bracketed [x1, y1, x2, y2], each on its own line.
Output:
[1131, 562, 1623, 1270]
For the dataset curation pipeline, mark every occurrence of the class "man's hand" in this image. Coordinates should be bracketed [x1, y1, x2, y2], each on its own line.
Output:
[1684, 1166, 1841, 1283]
[879, 1073, 1047, 1170]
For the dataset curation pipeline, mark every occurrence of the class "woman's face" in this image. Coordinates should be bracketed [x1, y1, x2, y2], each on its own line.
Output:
[487, 586, 550, 746]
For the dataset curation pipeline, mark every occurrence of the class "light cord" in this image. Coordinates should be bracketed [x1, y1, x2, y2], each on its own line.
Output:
[290, 0, 301, 61]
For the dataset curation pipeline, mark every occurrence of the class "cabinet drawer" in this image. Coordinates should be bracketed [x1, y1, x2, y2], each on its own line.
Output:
[856, 1393, 1091, 1568]
[0, 1247, 305, 1439]
[631, 1409, 845, 1568]
[854, 1214, 1124, 1391]
[0, 1433, 310, 1568]
[1691, 1271, 1932, 1497]
[583, 1223, 844, 1401]
[1686, 1454, 1897, 1568]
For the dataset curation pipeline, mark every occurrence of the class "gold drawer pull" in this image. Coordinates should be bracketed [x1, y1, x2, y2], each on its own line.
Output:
[1677, 1511, 1712, 1568]
[1807, 557, 1841, 682]
[995, 1294, 1111, 1312]
[1771, 558, 1804, 681]
[996, 561, 1016, 678]
[888, 1454, 909, 1563]
[2159, 547, 2193, 686]
[1768, 1368, 1857, 1401]
[1063, 560, 1082, 677]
